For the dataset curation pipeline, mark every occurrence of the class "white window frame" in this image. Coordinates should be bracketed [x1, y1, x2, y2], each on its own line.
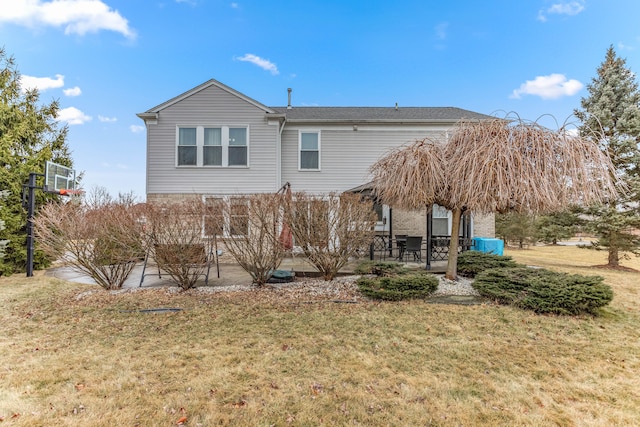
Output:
[432, 204, 450, 236]
[202, 196, 249, 238]
[176, 125, 249, 168]
[298, 130, 321, 171]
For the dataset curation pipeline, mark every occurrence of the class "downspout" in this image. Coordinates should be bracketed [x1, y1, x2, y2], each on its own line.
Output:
[277, 117, 287, 189]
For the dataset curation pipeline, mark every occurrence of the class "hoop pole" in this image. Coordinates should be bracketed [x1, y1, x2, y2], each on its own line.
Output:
[26, 172, 39, 277]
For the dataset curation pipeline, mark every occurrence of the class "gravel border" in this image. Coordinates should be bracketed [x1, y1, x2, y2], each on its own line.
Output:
[76, 273, 479, 302]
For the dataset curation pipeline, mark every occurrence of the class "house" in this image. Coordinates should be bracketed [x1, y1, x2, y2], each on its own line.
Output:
[137, 79, 495, 264]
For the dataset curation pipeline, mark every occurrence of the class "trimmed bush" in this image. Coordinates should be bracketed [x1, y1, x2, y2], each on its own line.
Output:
[457, 250, 521, 278]
[473, 267, 613, 315]
[354, 261, 408, 276]
[357, 273, 439, 301]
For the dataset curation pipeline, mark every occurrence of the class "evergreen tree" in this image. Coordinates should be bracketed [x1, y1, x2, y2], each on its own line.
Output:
[0, 191, 8, 259]
[574, 45, 640, 267]
[496, 212, 537, 249]
[0, 48, 72, 275]
[535, 210, 583, 245]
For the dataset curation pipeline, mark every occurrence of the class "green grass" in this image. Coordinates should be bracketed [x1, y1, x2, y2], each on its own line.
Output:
[0, 245, 639, 426]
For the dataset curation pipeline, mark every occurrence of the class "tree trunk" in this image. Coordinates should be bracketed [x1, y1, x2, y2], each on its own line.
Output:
[445, 207, 462, 280]
[608, 246, 619, 267]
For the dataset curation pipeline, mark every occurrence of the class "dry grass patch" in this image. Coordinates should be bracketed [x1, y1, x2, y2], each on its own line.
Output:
[1, 247, 639, 426]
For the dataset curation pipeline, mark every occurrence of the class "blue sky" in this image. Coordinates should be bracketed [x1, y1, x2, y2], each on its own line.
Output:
[1, 0, 639, 199]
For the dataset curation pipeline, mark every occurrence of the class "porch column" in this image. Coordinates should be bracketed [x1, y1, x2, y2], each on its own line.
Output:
[425, 206, 432, 270]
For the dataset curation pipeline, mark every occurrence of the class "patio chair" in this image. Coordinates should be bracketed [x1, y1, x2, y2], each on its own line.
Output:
[405, 236, 423, 262]
[395, 234, 407, 260]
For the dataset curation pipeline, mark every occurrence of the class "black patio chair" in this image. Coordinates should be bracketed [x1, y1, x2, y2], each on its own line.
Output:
[405, 236, 423, 262]
[395, 234, 407, 260]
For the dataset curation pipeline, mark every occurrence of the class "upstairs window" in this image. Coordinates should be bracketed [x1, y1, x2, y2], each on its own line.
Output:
[178, 128, 197, 166]
[176, 125, 249, 167]
[203, 128, 222, 166]
[228, 128, 247, 166]
[299, 131, 320, 170]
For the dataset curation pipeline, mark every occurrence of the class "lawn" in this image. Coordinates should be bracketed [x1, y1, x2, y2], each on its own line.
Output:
[0, 246, 639, 426]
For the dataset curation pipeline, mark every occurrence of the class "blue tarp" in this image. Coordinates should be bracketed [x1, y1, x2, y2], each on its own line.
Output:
[472, 237, 504, 256]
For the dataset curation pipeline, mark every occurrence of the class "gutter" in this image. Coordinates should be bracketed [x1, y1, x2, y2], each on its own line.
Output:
[136, 112, 159, 121]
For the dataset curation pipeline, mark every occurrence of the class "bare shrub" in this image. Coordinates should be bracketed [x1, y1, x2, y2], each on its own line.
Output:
[34, 197, 144, 290]
[221, 193, 287, 286]
[142, 199, 216, 290]
[286, 192, 377, 280]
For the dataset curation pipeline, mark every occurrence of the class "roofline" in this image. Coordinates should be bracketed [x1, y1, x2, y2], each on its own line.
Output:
[136, 112, 158, 120]
[141, 79, 277, 114]
[281, 118, 473, 124]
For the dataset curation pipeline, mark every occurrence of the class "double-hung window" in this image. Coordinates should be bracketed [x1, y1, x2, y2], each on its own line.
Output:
[229, 197, 249, 236]
[178, 128, 197, 166]
[228, 128, 248, 166]
[299, 131, 320, 170]
[203, 128, 222, 166]
[432, 204, 450, 235]
[177, 125, 249, 167]
[203, 196, 248, 237]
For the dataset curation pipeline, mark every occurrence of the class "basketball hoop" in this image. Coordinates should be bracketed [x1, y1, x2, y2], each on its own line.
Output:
[59, 188, 83, 197]
[58, 188, 84, 202]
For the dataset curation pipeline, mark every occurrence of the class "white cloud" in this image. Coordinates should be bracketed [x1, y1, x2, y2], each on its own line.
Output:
[57, 106, 92, 125]
[0, 0, 136, 38]
[538, 1, 585, 22]
[235, 53, 279, 75]
[130, 124, 144, 133]
[510, 73, 583, 100]
[98, 115, 117, 123]
[63, 86, 82, 96]
[434, 22, 448, 40]
[618, 42, 634, 51]
[20, 73, 64, 92]
[101, 162, 128, 169]
[230, 2, 239, 8]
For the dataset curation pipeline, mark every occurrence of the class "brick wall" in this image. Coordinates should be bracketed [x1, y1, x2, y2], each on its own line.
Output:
[146, 193, 200, 203]
[472, 213, 495, 238]
[392, 208, 427, 239]
[391, 208, 495, 238]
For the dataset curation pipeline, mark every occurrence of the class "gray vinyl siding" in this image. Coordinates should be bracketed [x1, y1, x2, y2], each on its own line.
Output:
[146, 84, 277, 195]
[281, 125, 449, 193]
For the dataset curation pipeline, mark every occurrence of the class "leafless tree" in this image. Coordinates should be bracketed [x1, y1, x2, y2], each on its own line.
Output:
[370, 117, 619, 280]
[286, 192, 377, 280]
[221, 193, 287, 286]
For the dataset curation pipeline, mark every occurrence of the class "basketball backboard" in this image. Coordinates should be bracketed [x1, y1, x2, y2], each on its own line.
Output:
[44, 161, 76, 193]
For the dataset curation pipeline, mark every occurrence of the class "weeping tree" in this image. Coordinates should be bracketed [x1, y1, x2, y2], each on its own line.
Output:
[370, 117, 619, 280]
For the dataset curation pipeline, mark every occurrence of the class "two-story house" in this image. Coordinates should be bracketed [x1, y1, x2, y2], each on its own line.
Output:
[137, 79, 495, 264]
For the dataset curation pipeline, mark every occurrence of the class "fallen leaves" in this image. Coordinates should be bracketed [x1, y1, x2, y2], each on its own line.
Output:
[231, 399, 247, 408]
[310, 382, 324, 395]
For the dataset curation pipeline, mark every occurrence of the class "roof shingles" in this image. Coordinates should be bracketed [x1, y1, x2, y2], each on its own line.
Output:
[269, 106, 491, 122]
